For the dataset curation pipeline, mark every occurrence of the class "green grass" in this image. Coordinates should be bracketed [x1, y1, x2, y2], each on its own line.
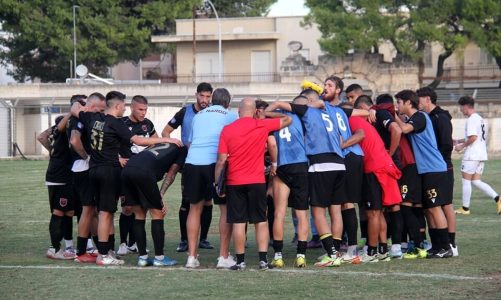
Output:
[1, 159, 500, 299]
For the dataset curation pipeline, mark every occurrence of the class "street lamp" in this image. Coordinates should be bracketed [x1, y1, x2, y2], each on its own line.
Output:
[203, 0, 222, 82]
[72, 5, 79, 79]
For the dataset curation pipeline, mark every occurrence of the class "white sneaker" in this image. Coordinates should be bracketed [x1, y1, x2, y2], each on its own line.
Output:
[117, 243, 129, 255]
[46, 247, 75, 260]
[185, 255, 200, 268]
[216, 255, 236, 269]
[127, 243, 139, 253]
[96, 254, 125, 266]
[450, 244, 459, 257]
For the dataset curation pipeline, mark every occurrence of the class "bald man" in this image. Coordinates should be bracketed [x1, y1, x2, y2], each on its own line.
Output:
[215, 97, 291, 270]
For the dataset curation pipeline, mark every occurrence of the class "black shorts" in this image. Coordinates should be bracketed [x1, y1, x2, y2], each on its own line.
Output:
[73, 170, 96, 207]
[182, 164, 223, 205]
[309, 170, 347, 207]
[443, 168, 454, 205]
[122, 166, 163, 210]
[421, 172, 448, 208]
[48, 184, 75, 212]
[227, 184, 267, 224]
[276, 163, 309, 210]
[89, 166, 121, 213]
[399, 164, 422, 205]
[362, 173, 383, 210]
[344, 153, 363, 204]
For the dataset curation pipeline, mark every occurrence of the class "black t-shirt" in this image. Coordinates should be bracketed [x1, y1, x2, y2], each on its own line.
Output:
[126, 143, 187, 181]
[407, 111, 427, 133]
[167, 105, 199, 129]
[119, 117, 156, 158]
[46, 125, 73, 183]
[374, 109, 401, 168]
[429, 107, 453, 169]
[66, 116, 91, 163]
[78, 112, 134, 168]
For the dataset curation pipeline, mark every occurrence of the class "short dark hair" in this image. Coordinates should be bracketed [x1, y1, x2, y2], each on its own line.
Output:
[292, 95, 308, 104]
[131, 95, 148, 105]
[345, 84, 363, 94]
[300, 88, 320, 99]
[416, 86, 437, 104]
[354, 95, 373, 109]
[255, 99, 269, 110]
[395, 90, 418, 109]
[70, 94, 87, 105]
[196, 82, 213, 93]
[325, 75, 344, 93]
[458, 95, 475, 107]
[212, 88, 231, 108]
[375, 93, 394, 105]
[105, 91, 126, 107]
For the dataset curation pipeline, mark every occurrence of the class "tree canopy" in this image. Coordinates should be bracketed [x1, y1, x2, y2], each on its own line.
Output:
[0, 0, 277, 82]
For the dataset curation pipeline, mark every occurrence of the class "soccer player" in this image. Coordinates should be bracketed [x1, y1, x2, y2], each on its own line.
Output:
[71, 91, 179, 265]
[268, 96, 310, 268]
[122, 142, 187, 267]
[350, 96, 402, 262]
[265, 96, 346, 267]
[162, 82, 214, 252]
[69, 93, 106, 263]
[394, 90, 452, 258]
[117, 95, 157, 256]
[184, 88, 238, 269]
[321, 78, 365, 263]
[38, 115, 76, 260]
[454, 96, 500, 214]
[215, 98, 291, 270]
[345, 83, 364, 105]
[417, 87, 458, 256]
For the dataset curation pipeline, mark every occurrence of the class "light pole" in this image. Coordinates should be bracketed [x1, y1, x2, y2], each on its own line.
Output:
[72, 5, 79, 79]
[203, 0, 222, 82]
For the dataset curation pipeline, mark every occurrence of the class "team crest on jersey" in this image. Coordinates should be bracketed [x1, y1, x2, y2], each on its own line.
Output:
[402, 193, 407, 199]
[142, 124, 148, 132]
[59, 197, 68, 207]
[169, 118, 176, 124]
[129, 126, 133, 131]
[431, 198, 436, 203]
[77, 122, 83, 129]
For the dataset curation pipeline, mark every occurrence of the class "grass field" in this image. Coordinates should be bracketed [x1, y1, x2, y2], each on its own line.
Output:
[0, 159, 500, 299]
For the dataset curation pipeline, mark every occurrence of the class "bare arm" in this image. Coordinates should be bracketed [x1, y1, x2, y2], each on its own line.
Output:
[455, 135, 477, 152]
[388, 122, 402, 156]
[70, 102, 86, 118]
[267, 135, 278, 176]
[69, 130, 88, 160]
[160, 163, 181, 197]
[341, 129, 364, 149]
[56, 113, 71, 133]
[394, 114, 414, 134]
[131, 136, 183, 147]
[37, 127, 52, 151]
[161, 124, 175, 138]
[264, 101, 292, 113]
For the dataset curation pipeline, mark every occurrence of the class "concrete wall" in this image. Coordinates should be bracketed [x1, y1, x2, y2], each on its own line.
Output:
[176, 17, 276, 36]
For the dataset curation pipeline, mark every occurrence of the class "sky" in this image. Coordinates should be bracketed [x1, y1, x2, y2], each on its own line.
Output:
[268, 0, 309, 17]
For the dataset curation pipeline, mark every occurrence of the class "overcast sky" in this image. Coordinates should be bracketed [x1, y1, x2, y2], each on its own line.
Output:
[268, 0, 309, 17]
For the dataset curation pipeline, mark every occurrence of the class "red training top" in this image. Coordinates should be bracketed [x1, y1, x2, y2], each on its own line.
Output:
[218, 117, 280, 185]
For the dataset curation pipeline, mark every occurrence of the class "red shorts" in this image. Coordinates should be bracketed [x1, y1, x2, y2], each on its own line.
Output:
[373, 164, 402, 207]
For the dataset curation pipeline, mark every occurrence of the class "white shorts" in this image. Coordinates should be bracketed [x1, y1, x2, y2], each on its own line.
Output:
[461, 160, 484, 175]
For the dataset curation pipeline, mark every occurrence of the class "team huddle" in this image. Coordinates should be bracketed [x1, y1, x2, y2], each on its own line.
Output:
[38, 76, 499, 269]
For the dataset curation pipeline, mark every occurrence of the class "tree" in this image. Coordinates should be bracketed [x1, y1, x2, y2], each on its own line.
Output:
[303, 0, 468, 88]
[208, 0, 277, 18]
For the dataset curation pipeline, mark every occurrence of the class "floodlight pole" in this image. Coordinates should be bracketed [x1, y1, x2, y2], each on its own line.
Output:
[204, 0, 222, 82]
[72, 5, 79, 79]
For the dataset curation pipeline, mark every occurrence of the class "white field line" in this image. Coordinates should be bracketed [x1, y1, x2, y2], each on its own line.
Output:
[0, 265, 493, 281]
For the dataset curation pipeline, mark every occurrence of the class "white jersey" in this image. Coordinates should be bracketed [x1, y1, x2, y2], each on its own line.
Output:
[463, 113, 488, 161]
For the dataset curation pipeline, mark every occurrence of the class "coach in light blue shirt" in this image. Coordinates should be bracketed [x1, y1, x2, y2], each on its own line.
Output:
[184, 88, 239, 269]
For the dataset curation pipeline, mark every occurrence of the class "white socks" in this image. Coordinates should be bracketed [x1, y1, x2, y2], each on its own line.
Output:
[472, 180, 498, 199]
[462, 179, 472, 208]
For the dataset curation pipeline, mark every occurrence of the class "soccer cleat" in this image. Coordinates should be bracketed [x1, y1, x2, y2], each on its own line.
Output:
[185, 255, 200, 268]
[427, 248, 453, 259]
[450, 244, 459, 257]
[455, 207, 470, 215]
[377, 252, 391, 262]
[117, 243, 129, 255]
[96, 254, 124, 266]
[86, 247, 99, 257]
[389, 248, 403, 259]
[294, 256, 307, 268]
[198, 239, 214, 249]
[153, 256, 177, 266]
[403, 247, 427, 259]
[74, 253, 97, 263]
[259, 261, 272, 270]
[271, 258, 285, 268]
[47, 247, 75, 260]
[176, 240, 188, 252]
[230, 262, 246, 271]
[216, 255, 236, 269]
[359, 252, 379, 263]
[307, 239, 322, 249]
[341, 253, 361, 264]
[357, 238, 367, 249]
[127, 243, 139, 253]
[314, 255, 341, 267]
[137, 257, 154, 267]
[420, 240, 432, 251]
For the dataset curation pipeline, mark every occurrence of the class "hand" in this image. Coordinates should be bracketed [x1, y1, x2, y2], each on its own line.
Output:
[119, 157, 129, 168]
[368, 109, 377, 123]
[164, 138, 183, 147]
[270, 165, 277, 177]
[161, 201, 168, 216]
[454, 143, 465, 152]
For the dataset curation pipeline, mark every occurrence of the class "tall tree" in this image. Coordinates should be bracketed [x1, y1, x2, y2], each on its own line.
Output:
[208, 0, 276, 17]
[303, 0, 468, 88]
